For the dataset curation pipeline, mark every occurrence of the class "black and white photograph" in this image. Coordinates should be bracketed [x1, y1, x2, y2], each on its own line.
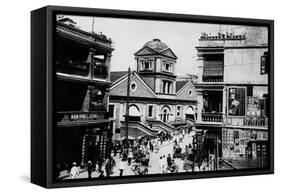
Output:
[54, 14, 270, 181]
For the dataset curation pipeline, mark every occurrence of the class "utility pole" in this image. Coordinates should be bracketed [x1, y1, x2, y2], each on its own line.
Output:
[125, 67, 131, 146]
[91, 17, 95, 34]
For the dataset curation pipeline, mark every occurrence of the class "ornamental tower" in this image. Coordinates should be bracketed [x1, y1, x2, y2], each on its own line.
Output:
[134, 39, 177, 97]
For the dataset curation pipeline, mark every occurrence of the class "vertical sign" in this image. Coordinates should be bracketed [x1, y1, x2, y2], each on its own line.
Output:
[228, 87, 246, 116]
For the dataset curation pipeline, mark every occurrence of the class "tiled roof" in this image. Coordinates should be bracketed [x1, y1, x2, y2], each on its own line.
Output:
[176, 81, 189, 93]
[110, 71, 128, 83]
[143, 39, 169, 52]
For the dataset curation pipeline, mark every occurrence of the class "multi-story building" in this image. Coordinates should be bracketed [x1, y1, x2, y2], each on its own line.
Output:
[55, 17, 114, 174]
[109, 39, 197, 141]
[195, 26, 269, 169]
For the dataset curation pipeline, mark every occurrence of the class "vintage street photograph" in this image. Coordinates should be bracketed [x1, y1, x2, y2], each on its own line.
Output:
[54, 15, 269, 180]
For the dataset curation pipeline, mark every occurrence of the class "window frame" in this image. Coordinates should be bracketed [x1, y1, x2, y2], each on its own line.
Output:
[108, 104, 115, 118]
[176, 105, 181, 117]
[148, 105, 154, 118]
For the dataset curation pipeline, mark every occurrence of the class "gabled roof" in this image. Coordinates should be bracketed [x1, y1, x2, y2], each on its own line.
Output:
[110, 71, 157, 98]
[176, 81, 189, 93]
[110, 71, 128, 83]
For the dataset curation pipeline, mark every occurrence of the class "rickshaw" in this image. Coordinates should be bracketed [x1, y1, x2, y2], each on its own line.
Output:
[131, 163, 149, 175]
[173, 146, 182, 158]
[166, 160, 179, 173]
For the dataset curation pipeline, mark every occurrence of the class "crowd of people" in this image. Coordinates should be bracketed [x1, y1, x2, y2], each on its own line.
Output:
[65, 127, 213, 179]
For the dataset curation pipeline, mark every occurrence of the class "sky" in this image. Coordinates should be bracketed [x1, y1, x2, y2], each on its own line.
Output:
[61, 15, 247, 76]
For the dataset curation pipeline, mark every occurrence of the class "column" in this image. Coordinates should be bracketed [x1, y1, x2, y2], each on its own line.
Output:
[196, 56, 204, 82]
[105, 53, 112, 82]
[222, 86, 227, 122]
[197, 90, 203, 122]
[87, 48, 96, 79]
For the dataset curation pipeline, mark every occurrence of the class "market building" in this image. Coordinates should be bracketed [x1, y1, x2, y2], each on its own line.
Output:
[55, 17, 114, 175]
[195, 26, 269, 168]
[109, 39, 197, 141]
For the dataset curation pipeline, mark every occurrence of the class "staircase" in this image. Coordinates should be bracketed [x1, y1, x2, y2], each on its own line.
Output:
[147, 120, 175, 133]
[120, 121, 158, 138]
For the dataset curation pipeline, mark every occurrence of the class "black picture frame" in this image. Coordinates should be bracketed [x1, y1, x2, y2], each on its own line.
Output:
[31, 5, 274, 188]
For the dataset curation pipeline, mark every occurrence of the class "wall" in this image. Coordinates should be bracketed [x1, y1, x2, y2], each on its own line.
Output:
[224, 48, 268, 84]
[109, 73, 156, 98]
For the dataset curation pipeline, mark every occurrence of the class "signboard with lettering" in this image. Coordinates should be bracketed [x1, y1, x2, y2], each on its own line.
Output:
[228, 87, 246, 116]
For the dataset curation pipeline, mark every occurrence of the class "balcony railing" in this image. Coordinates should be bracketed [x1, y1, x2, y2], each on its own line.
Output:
[57, 111, 108, 123]
[56, 60, 109, 80]
[202, 76, 223, 82]
[56, 61, 90, 76]
[92, 64, 108, 79]
[202, 112, 223, 122]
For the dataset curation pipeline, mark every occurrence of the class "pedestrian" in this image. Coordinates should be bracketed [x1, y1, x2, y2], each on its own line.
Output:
[167, 154, 172, 167]
[105, 159, 111, 177]
[179, 132, 183, 142]
[113, 144, 118, 157]
[70, 162, 79, 179]
[159, 156, 163, 173]
[119, 158, 126, 176]
[162, 155, 167, 173]
[87, 160, 93, 179]
[128, 149, 133, 165]
[170, 159, 178, 173]
[145, 152, 150, 166]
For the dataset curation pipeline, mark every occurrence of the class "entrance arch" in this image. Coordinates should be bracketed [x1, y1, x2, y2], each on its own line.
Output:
[160, 106, 171, 123]
[185, 106, 195, 121]
[128, 104, 142, 122]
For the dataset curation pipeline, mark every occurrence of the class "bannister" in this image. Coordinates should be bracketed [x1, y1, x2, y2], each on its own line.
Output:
[92, 64, 108, 79]
[202, 112, 223, 122]
[56, 60, 109, 80]
[56, 61, 90, 76]
[202, 76, 223, 82]
[120, 121, 158, 136]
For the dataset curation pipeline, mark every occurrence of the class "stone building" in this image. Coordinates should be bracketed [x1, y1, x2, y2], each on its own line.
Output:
[195, 26, 269, 168]
[55, 17, 114, 174]
[109, 39, 197, 141]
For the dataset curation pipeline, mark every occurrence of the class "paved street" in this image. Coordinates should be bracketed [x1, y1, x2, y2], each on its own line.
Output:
[63, 132, 194, 179]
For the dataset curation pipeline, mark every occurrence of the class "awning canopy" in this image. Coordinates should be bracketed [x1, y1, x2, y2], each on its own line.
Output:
[203, 61, 223, 76]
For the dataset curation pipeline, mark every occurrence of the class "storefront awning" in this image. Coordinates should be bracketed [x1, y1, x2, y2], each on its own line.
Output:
[203, 61, 223, 76]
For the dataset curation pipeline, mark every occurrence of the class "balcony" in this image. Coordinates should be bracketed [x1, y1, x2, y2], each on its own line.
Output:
[56, 61, 90, 77]
[202, 76, 223, 82]
[202, 60, 223, 82]
[57, 111, 109, 125]
[56, 60, 109, 80]
[202, 112, 223, 123]
[92, 64, 108, 79]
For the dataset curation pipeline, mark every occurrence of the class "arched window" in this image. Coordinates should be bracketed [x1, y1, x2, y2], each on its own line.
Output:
[160, 106, 171, 123]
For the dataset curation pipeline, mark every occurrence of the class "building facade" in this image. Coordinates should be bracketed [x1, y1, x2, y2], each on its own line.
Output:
[109, 39, 197, 141]
[195, 27, 269, 168]
[55, 18, 114, 175]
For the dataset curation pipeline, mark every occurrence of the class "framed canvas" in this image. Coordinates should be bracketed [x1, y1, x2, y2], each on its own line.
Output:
[31, 5, 274, 188]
